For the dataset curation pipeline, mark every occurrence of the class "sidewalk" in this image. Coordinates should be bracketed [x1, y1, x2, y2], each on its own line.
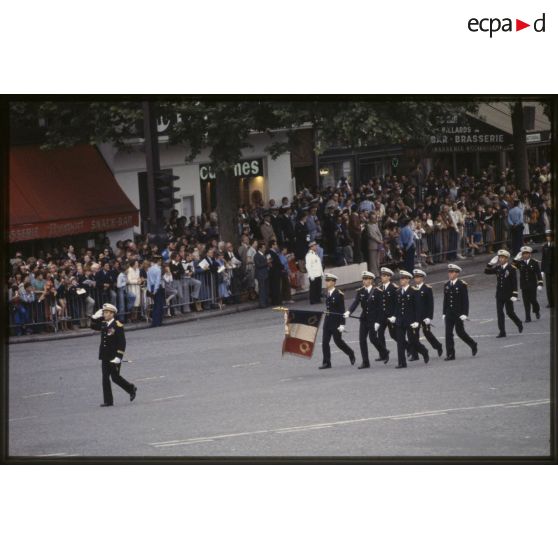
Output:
[8, 247, 537, 345]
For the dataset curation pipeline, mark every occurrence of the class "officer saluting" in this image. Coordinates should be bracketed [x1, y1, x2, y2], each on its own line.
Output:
[319, 273, 356, 370]
[375, 267, 398, 359]
[388, 270, 429, 369]
[442, 264, 478, 360]
[345, 271, 389, 369]
[513, 245, 543, 322]
[484, 249, 523, 338]
[412, 269, 443, 358]
[91, 303, 137, 407]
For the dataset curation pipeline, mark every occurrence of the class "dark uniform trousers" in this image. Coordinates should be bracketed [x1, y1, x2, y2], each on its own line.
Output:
[412, 284, 442, 357]
[322, 288, 354, 365]
[349, 287, 387, 365]
[394, 287, 428, 367]
[309, 277, 322, 304]
[443, 279, 476, 357]
[376, 282, 398, 349]
[517, 259, 543, 320]
[485, 264, 522, 334]
[419, 323, 443, 352]
[151, 286, 165, 327]
[91, 318, 134, 405]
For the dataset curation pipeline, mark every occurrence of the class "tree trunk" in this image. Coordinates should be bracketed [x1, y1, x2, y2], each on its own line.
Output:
[215, 169, 239, 245]
[511, 101, 529, 192]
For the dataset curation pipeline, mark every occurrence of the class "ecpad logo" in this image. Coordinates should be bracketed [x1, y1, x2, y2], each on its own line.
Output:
[468, 13, 546, 37]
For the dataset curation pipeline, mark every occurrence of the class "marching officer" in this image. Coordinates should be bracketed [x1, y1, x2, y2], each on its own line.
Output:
[375, 267, 398, 360]
[442, 264, 478, 360]
[484, 249, 523, 338]
[541, 229, 554, 308]
[345, 271, 389, 369]
[412, 269, 443, 358]
[91, 303, 137, 407]
[513, 245, 543, 322]
[319, 273, 356, 370]
[388, 270, 429, 369]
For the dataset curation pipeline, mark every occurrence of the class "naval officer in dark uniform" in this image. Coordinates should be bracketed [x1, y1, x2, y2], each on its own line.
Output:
[541, 229, 554, 308]
[442, 264, 478, 360]
[91, 303, 137, 407]
[484, 249, 523, 338]
[375, 267, 398, 360]
[513, 245, 543, 322]
[345, 271, 389, 369]
[319, 273, 356, 370]
[388, 270, 429, 369]
[412, 269, 443, 358]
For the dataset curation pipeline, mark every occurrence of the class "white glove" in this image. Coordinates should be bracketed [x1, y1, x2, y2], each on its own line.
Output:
[110, 357, 121, 364]
[423, 318, 431, 325]
[410, 322, 419, 329]
[92, 309, 103, 319]
[510, 297, 517, 302]
[537, 285, 543, 291]
[459, 315, 467, 321]
[541, 272, 545, 278]
[388, 316, 396, 324]
[442, 315, 446, 320]
[514, 252, 522, 261]
[337, 325, 346, 333]
[489, 255, 499, 266]
[343, 311, 350, 318]
[374, 323, 380, 332]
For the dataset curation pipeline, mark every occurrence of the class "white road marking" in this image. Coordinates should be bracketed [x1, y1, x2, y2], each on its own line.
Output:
[22, 392, 55, 399]
[149, 398, 550, 448]
[477, 319, 495, 324]
[33, 452, 69, 457]
[232, 362, 261, 368]
[503, 343, 524, 348]
[135, 375, 166, 381]
[9, 416, 38, 422]
[391, 412, 448, 420]
[152, 394, 186, 402]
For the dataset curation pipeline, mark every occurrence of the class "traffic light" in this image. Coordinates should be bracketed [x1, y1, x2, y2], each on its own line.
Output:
[154, 171, 180, 216]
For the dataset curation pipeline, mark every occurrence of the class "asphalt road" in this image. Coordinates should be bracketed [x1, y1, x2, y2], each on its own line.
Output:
[8, 259, 552, 458]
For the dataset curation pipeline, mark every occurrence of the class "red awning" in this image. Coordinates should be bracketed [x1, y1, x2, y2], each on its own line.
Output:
[9, 144, 139, 243]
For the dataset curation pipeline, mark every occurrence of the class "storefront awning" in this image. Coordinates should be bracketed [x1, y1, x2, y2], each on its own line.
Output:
[9, 144, 139, 243]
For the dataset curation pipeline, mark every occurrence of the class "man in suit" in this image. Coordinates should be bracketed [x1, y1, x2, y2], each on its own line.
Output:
[412, 269, 443, 358]
[442, 264, 478, 360]
[398, 219, 415, 273]
[375, 267, 398, 358]
[345, 271, 389, 369]
[541, 229, 554, 308]
[319, 273, 356, 369]
[266, 239, 283, 306]
[513, 245, 543, 322]
[484, 249, 523, 338]
[91, 303, 136, 407]
[366, 214, 384, 276]
[254, 241, 270, 309]
[388, 270, 429, 369]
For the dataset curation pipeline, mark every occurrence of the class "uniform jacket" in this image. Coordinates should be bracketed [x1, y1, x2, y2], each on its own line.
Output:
[91, 317, 126, 361]
[376, 282, 398, 323]
[442, 279, 470, 317]
[484, 263, 518, 300]
[394, 286, 417, 327]
[515, 258, 543, 290]
[413, 283, 434, 321]
[348, 286, 380, 324]
[324, 288, 346, 331]
[305, 250, 324, 280]
[541, 242, 554, 275]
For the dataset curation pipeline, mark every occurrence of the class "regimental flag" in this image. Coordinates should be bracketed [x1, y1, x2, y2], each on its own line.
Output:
[282, 309, 323, 359]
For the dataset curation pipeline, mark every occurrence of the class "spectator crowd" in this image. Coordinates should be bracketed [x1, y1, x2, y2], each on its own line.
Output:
[8, 163, 552, 335]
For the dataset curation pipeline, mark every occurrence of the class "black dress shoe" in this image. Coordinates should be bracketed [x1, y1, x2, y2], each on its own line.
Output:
[444, 355, 455, 361]
[395, 364, 407, 369]
[472, 343, 478, 356]
[383, 351, 390, 364]
[100, 403, 113, 407]
[518, 323, 523, 333]
[423, 351, 429, 364]
[525, 318, 531, 323]
[130, 386, 137, 402]
[437, 347, 443, 357]
[409, 356, 419, 362]
[496, 333, 506, 338]
[349, 353, 356, 366]
[536, 312, 540, 319]
[358, 363, 370, 369]
[318, 363, 331, 369]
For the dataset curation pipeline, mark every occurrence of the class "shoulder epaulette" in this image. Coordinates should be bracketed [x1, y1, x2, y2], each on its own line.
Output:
[411, 286, 419, 290]
[425, 284, 432, 288]
[510, 263, 518, 269]
[116, 320, 123, 327]
[391, 282, 398, 288]
[532, 258, 540, 263]
[338, 289, 344, 295]
[461, 281, 468, 286]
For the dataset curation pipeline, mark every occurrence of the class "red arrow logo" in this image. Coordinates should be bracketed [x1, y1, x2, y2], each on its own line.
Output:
[516, 19, 530, 31]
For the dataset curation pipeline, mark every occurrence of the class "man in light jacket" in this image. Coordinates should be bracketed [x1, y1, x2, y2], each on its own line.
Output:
[366, 214, 384, 276]
[305, 241, 324, 304]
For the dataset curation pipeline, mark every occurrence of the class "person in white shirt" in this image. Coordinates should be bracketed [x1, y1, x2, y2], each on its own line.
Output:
[305, 241, 324, 304]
